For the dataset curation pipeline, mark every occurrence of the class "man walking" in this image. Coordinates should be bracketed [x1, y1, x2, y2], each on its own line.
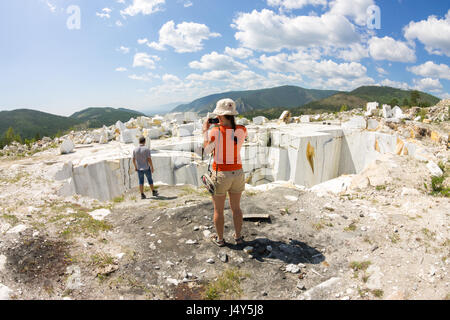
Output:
[133, 136, 158, 199]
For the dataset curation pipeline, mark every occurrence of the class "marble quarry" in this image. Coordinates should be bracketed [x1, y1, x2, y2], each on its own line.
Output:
[51, 112, 433, 201]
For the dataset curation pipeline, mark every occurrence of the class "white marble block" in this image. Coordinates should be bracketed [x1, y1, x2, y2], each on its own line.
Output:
[253, 116, 268, 125]
[392, 106, 404, 119]
[300, 115, 310, 123]
[176, 123, 195, 137]
[60, 139, 75, 154]
[382, 105, 393, 118]
[367, 119, 379, 130]
[115, 120, 126, 133]
[365, 102, 379, 116]
[120, 129, 140, 144]
[237, 118, 250, 125]
[342, 116, 367, 129]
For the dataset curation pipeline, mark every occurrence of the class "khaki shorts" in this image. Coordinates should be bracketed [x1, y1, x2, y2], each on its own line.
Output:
[211, 169, 245, 196]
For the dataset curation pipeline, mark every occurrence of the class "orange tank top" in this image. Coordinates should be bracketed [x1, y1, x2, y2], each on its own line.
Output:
[208, 125, 247, 172]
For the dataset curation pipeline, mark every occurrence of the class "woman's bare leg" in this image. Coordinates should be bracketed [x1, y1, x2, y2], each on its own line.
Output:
[212, 194, 227, 241]
[229, 192, 243, 239]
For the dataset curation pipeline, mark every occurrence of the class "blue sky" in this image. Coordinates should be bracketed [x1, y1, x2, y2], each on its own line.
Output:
[0, 0, 449, 116]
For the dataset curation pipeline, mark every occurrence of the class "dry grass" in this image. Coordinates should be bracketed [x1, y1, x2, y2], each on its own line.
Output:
[204, 268, 248, 300]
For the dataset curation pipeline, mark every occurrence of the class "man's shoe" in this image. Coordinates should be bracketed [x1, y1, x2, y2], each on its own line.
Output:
[152, 190, 159, 197]
[141, 193, 147, 199]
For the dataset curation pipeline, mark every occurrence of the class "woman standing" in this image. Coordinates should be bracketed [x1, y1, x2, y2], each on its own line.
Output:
[203, 98, 248, 247]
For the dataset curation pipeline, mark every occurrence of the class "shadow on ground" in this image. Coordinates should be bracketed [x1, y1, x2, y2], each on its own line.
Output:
[226, 238, 325, 265]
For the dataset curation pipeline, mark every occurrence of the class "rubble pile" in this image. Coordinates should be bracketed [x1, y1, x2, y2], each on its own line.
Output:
[1, 99, 448, 161]
[294, 100, 449, 149]
[426, 104, 450, 122]
[0, 112, 204, 158]
[0, 137, 60, 158]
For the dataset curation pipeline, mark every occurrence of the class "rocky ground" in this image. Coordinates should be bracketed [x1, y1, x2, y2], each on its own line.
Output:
[0, 102, 449, 300]
[0, 143, 448, 300]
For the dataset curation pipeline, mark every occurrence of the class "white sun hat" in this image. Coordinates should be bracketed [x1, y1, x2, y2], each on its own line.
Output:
[213, 98, 239, 116]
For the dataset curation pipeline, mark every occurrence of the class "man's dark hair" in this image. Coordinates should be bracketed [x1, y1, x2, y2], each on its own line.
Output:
[139, 136, 146, 144]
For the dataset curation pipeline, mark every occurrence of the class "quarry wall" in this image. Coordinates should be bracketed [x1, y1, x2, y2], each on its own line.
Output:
[57, 126, 423, 201]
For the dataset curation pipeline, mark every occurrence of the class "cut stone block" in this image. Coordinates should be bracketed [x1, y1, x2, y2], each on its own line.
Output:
[176, 124, 195, 137]
[120, 129, 140, 144]
[60, 139, 75, 154]
[237, 118, 249, 125]
[342, 116, 366, 129]
[366, 102, 379, 116]
[392, 106, 404, 119]
[427, 161, 443, 177]
[382, 104, 393, 118]
[367, 119, 379, 130]
[253, 116, 268, 125]
[300, 115, 310, 123]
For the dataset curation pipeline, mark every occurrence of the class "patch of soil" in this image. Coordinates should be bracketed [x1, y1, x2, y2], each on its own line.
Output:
[4, 235, 71, 285]
[174, 282, 206, 300]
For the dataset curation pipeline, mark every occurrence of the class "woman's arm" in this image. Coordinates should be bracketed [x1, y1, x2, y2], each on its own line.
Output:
[202, 118, 211, 148]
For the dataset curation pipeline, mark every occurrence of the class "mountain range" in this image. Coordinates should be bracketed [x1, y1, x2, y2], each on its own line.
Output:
[0, 85, 441, 145]
[173, 85, 440, 116]
[0, 107, 144, 144]
[172, 85, 340, 114]
[70, 107, 145, 128]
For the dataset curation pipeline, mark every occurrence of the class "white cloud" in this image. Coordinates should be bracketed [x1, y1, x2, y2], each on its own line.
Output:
[368, 36, 416, 62]
[267, 0, 327, 10]
[335, 43, 369, 61]
[46, 1, 56, 13]
[413, 78, 443, 92]
[408, 61, 450, 80]
[115, 67, 127, 72]
[184, 1, 193, 7]
[148, 77, 221, 104]
[328, 0, 375, 26]
[252, 52, 375, 91]
[379, 79, 410, 90]
[439, 92, 450, 99]
[224, 47, 253, 59]
[186, 70, 303, 92]
[117, 46, 130, 54]
[308, 60, 369, 79]
[129, 73, 159, 81]
[138, 38, 149, 45]
[189, 52, 248, 71]
[121, 0, 165, 16]
[253, 53, 293, 73]
[148, 21, 221, 53]
[376, 67, 388, 76]
[129, 74, 150, 81]
[96, 8, 112, 19]
[232, 9, 360, 52]
[311, 76, 374, 91]
[142, 69, 304, 106]
[162, 74, 182, 83]
[186, 70, 234, 82]
[404, 10, 450, 57]
[96, 13, 110, 19]
[133, 53, 160, 69]
[116, 20, 124, 27]
[255, 53, 368, 79]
